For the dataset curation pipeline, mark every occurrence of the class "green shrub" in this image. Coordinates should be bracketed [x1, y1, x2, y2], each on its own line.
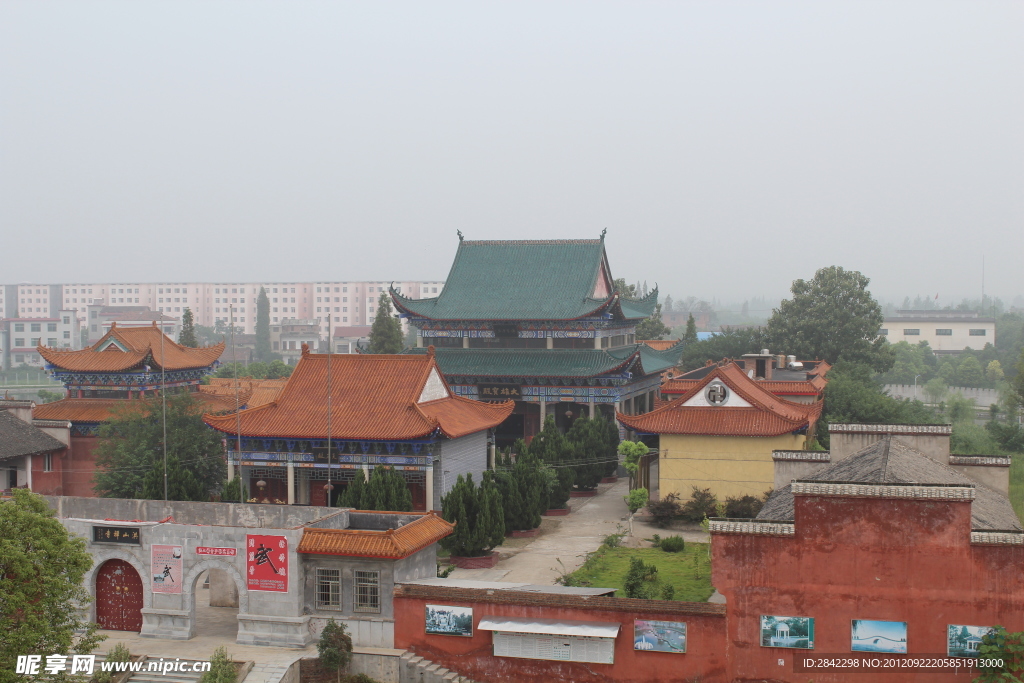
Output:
[658, 535, 686, 553]
[602, 533, 622, 548]
[660, 584, 676, 600]
[199, 646, 236, 683]
[647, 492, 682, 527]
[680, 487, 719, 523]
[96, 644, 131, 683]
[724, 495, 764, 518]
[622, 556, 659, 599]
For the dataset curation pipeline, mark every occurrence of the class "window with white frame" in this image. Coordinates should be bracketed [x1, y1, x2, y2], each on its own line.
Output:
[315, 568, 342, 610]
[354, 570, 380, 613]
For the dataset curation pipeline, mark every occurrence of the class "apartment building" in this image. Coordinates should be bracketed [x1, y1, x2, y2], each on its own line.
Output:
[3, 279, 444, 341]
[0, 312, 82, 369]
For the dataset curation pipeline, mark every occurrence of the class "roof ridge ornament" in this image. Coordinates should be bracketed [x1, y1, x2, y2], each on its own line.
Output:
[457, 229, 464, 242]
[600, 227, 607, 241]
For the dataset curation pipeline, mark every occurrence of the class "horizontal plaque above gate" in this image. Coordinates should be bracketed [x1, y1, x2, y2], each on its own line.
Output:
[92, 525, 141, 544]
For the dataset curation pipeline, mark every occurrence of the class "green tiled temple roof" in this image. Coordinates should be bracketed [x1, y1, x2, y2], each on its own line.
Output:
[406, 342, 683, 379]
[391, 237, 657, 321]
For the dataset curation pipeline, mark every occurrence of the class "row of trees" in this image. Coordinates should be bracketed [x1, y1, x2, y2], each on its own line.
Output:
[440, 415, 622, 558]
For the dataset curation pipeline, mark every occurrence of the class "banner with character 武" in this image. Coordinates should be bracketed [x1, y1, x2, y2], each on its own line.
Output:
[246, 534, 288, 592]
[151, 545, 183, 594]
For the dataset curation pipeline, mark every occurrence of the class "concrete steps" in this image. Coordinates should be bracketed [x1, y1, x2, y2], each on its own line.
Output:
[399, 651, 478, 683]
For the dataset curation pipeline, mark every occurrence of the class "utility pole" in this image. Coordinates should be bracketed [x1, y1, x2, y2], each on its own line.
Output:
[231, 303, 242, 502]
[161, 320, 168, 502]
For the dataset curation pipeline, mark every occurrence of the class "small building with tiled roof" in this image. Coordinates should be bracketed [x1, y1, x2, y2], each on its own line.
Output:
[0, 402, 69, 495]
[617, 362, 822, 501]
[393, 233, 681, 445]
[203, 346, 513, 511]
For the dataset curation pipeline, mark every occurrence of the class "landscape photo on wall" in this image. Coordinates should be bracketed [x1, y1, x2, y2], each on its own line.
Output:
[948, 625, 995, 658]
[760, 615, 814, 649]
[425, 604, 474, 637]
[634, 619, 687, 654]
[851, 620, 908, 654]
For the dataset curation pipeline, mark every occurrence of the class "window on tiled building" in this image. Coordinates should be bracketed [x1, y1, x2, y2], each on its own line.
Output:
[354, 571, 380, 613]
[315, 568, 341, 610]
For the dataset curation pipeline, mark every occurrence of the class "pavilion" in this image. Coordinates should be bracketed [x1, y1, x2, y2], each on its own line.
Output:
[392, 232, 682, 445]
[30, 323, 228, 496]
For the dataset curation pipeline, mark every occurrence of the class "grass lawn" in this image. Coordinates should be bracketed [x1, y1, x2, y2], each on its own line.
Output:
[1011, 454, 1024, 525]
[561, 543, 714, 602]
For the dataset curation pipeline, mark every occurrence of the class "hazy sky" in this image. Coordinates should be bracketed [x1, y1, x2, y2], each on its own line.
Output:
[2, 2, 1021, 306]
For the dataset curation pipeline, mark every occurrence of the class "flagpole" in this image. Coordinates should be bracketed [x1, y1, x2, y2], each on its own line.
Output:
[231, 303, 242, 502]
[326, 313, 332, 507]
[161, 319, 167, 502]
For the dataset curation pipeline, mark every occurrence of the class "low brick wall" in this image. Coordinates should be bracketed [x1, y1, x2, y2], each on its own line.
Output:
[393, 584, 728, 683]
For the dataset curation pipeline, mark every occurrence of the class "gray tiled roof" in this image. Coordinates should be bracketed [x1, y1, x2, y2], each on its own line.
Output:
[758, 437, 1021, 531]
[0, 410, 67, 462]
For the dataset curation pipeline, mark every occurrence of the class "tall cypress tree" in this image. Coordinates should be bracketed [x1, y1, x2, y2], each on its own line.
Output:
[368, 292, 403, 354]
[440, 473, 503, 558]
[360, 466, 412, 511]
[255, 287, 272, 361]
[178, 309, 198, 348]
[683, 313, 698, 344]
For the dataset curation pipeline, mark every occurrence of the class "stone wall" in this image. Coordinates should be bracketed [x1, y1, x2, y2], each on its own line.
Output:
[433, 431, 487, 509]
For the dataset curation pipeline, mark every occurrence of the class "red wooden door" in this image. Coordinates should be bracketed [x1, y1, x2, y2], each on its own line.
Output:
[95, 559, 143, 631]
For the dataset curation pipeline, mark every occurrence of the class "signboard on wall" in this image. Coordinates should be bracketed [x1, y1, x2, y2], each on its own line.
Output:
[92, 526, 141, 544]
[196, 547, 237, 556]
[478, 384, 522, 399]
[246, 534, 288, 592]
[150, 545, 183, 594]
[492, 632, 614, 664]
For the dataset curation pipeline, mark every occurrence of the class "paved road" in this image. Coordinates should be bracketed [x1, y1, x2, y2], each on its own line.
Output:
[449, 479, 707, 585]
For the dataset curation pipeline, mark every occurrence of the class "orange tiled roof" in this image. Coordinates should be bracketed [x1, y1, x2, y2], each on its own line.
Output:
[619, 363, 822, 437]
[204, 378, 287, 408]
[38, 324, 224, 373]
[33, 391, 246, 424]
[202, 348, 514, 440]
[639, 339, 682, 352]
[297, 512, 454, 559]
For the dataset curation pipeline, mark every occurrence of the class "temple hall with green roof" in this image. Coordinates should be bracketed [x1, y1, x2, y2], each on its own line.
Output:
[392, 232, 682, 446]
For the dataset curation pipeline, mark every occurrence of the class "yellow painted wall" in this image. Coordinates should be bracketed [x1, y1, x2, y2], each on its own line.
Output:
[658, 433, 808, 502]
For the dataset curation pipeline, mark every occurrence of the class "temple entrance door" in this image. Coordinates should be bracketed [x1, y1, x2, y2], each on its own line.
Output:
[409, 481, 426, 511]
[95, 559, 144, 631]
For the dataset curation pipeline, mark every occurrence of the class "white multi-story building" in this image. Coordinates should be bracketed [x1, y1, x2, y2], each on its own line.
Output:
[879, 310, 997, 354]
[0, 311, 81, 369]
[4, 280, 445, 342]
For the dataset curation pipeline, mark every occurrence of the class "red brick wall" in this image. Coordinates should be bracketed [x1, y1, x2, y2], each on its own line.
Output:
[30, 449, 67, 495]
[393, 586, 728, 683]
[712, 495, 1024, 683]
[63, 436, 100, 497]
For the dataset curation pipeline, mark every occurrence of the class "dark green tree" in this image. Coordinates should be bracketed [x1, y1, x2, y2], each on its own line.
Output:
[440, 473, 504, 558]
[368, 292, 403, 354]
[817, 362, 939, 448]
[765, 266, 893, 372]
[683, 313, 698, 344]
[199, 646, 237, 683]
[496, 446, 548, 530]
[678, 326, 767, 372]
[0, 490, 104, 683]
[636, 304, 671, 341]
[338, 472, 367, 508]
[178, 308, 198, 348]
[93, 392, 227, 500]
[255, 287, 272, 362]
[566, 416, 612, 491]
[360, 466, 412, 511]
[523, 418, 576, 510]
